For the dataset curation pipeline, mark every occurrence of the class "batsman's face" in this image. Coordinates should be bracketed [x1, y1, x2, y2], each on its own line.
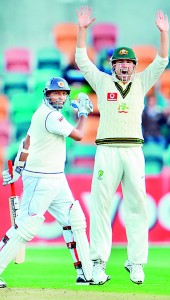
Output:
[113, 59, 136, 83]
[48, 90, 68, 109]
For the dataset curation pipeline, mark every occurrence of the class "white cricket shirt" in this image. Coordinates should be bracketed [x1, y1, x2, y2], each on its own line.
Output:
[24, 103, 73, 176]
[75, 47, 168, 147]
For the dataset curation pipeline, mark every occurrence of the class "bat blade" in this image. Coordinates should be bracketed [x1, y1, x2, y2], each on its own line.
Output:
[14, 245, 25, 264]
[8, 160, 25, 264]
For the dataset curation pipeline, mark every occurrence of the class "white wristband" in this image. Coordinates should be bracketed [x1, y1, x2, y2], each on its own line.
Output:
[78, 112, 88, 118]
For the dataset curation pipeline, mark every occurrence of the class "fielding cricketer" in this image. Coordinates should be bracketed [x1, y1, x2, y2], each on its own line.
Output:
[75, 6, 169, 285]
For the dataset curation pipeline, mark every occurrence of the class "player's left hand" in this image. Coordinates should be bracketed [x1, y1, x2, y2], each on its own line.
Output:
[156, 10, 169, 32]
[2, 167, 21, 186]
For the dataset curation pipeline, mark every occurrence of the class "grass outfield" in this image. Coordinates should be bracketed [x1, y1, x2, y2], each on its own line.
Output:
[2, 246, 170, 297]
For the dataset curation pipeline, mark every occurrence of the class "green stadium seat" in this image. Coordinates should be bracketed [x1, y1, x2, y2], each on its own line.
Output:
[163, 145, 170, 166]
[5, 141, 21, 165]
[66, 142, 96, 174]
[70, 83, 93, 101]
[143, 141, 164, 175]
[10, 92, 40, 140]
[29, 68, 63, 98]
[36, 47, 64, 70]
[145, 160, 162, 175]
[2, 72, 29, 98]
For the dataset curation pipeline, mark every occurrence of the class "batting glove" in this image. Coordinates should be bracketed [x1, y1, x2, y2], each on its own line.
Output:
[2, 166, 22, 186]
[71, 92, 93, 118]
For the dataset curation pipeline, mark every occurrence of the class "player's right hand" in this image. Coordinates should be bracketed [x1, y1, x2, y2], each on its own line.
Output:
[76, 6, 96, 29]
[2, 168, 21, 185]
[71, 93, 93, 117]
[78, 92, 93, 117]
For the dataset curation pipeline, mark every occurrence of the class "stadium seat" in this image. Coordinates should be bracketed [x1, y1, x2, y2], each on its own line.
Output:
[2, 73, 29, 98]
[29, 68, 63, 98]
[145, 160, 163, 175]
[132, 45, 158, 96]
[143, 141, 164, 175]
[0, 53, 3, 74]
[87, 46, 96, 63]
[4, 47, 31, 73]
[63, 66, 86, 85]
[66, 115, 99, 174]
[159, 69, 170, 100]
[5, 141, 21, 163]
[96, 47, 115, 74]
[0, 146, 5, 174]
[91, 23, 119, 52]
[53, 23, 78, 63]
[0, 94, 9, 120]
[36, 47, 64, 70]
[132, 45, 157, 72]
[10, 92, 40, 140]
[70, 83, 93, 101]
[0, 120, 11, 146]
[66, 142, 96, 175]
[63, 46, 96, 85]
[163, 144, 170, 166]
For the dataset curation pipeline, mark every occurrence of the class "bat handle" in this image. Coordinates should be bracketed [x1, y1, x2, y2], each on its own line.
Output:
[8, 160, 16, 196]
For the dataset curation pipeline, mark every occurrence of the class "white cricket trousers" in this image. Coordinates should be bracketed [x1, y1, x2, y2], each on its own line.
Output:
[0, 173, 75, 275]
[16, 172, 75, 227]
[90, 146, 148, 264]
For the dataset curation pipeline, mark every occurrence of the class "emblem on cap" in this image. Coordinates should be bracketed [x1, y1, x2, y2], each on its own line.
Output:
[119, 49, 128, 55]
[58, 81, 64, 87]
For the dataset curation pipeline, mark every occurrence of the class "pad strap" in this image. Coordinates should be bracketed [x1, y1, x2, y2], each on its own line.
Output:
[74, 261, 82, 269]
[66, 241, 76, 249]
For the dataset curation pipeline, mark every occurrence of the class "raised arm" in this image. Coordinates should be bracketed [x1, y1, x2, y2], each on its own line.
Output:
[76, 6, 96, 48]
[156, 10, 169, 58]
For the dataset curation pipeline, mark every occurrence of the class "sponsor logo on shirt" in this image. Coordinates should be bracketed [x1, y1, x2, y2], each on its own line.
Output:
[97, 170, 104, 180]
[59, 117, 64, 122]
[118, 102, 129, 113]
[107, 93, 118, 101]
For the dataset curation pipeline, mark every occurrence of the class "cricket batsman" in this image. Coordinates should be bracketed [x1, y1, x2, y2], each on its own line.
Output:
[0, 77, 94, 287]
[75, 6, 169, 285]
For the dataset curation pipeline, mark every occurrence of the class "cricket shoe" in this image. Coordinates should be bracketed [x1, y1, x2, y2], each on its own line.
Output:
[91, 259, 111, 285]
[124, 260, 144, 284]
[76, 275, 94, 285]
[0, 277, 6, 288]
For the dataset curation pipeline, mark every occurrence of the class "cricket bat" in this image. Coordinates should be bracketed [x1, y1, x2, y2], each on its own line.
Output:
[8, 160, 25, 264]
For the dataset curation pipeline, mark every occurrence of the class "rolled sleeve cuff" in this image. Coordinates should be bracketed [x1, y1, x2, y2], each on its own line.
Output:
[156, 54, 169, 64]
[76, 47, 87, 53]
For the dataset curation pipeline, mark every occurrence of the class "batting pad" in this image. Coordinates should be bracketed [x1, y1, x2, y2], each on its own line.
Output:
[17, 215, 45, 241]
[0, 233, 25, 274]
[70, 201, 92, 280]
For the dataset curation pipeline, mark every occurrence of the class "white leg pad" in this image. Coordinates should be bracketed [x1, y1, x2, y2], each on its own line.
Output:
[70, 200, 92, 280]
[16, 214, 45, 241]
[0, 215, 45, 275]
[0, 233, 25, 274]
